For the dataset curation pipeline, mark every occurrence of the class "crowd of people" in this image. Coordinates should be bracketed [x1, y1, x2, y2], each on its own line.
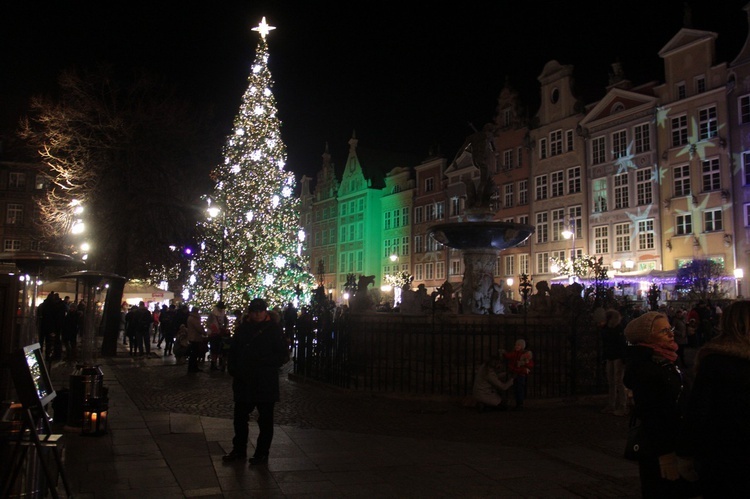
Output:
[36, 291, 85, 362]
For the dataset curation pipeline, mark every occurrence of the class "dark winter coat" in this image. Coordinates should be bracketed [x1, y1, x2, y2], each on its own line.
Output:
[228, 317, 287, 403]
[623, 345, 687, 458]
[601, 310, 627, 360]
[681, 339, 750, 497]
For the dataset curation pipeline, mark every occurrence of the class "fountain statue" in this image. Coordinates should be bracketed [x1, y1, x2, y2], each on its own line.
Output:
[428, 125, 534, 314]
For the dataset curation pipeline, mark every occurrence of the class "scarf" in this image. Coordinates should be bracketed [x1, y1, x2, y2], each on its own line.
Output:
[639, 340, 679, 363]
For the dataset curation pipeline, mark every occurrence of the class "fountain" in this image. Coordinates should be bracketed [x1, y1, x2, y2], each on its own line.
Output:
[427, 125, 534, 314]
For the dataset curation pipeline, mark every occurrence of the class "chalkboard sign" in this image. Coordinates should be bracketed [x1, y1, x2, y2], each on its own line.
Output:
[9, 343, 56, 410]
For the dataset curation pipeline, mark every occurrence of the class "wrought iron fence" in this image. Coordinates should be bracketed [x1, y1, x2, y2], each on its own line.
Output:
[291, 311, 605, 400]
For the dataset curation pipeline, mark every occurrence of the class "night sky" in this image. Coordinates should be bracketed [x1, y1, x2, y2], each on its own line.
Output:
[3, 1, 749, 182]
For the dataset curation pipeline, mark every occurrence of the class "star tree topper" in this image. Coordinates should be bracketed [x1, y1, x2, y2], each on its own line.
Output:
[252, 17, 276, 39]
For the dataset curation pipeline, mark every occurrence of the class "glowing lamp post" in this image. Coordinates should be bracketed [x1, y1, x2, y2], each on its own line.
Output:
[735, 268, 744, 299]
[561, 218, 576, 262]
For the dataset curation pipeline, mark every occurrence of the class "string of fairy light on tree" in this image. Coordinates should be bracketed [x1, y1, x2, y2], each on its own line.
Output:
[186, 17, 315, 312]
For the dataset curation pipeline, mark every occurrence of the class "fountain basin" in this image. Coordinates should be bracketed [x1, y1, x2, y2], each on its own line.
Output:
[428, 222, 534, 250]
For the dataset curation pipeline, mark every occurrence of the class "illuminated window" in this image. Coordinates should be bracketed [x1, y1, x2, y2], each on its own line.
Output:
[505, 255, 515, 276]
[699, 106, 717, 140]
[593, 178, 608, 213]
[550, 129, 563, 156]
[638, 219, 655, 250]
[701, 157, 721, 191]
[614, 173, 629, 209]
[536, 252, 550, 274]
[704, 209, 723, 232]
[676, 214, 693, 236]
[636, 168, 653, 205]
[674, 165, 691, 197]
[535, 175, 548, 200]
[504, 183, 514, 208]
[551, 171, 564, 197]
[592, 136, 606, 164]
[535, 212, 548, 243]
[740, 95, 750, 125]
[518, 180, 528, 205]
[615, 222, 631, 252]
[594, 226, 609, 254]
[6, 204, 23, 225]
[634, 123, 650, 153]
[567, 166, 581, 194]
[671, 115, 688, 146]
[612, 130, 627, 158]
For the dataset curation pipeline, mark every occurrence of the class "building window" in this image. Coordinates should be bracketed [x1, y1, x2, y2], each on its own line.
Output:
[504, 183, 513, 208]
[384, 211, 391, 230]
[535, 175, 548, 200]
[671, 115, 688, 146]
[566, 130, 574, 152]
[551, 208, 565, 242]
[503, 149, 513, 170]
[699, 106, 718, 140]
[677, 82, 686, 99]
[450, 197, 460, 217]
[551, 171, 564, 197]
[614, 173, 629, 209]
[535, 211, 548, 243]
[701, 157, 721, 192]
[536, 252, 549, 274]
[436, 261, 445, 280]
[695, 76, 706, 93]
[402, 236, 409, 256]
[594, 226, 609, 254]
[569, 205, 582, 240]
[745, 204, 750, 226]
[615, 222, 631, 252]
[6, 204, 23, 225]
[402, 207, 409, 227]
[3, 239, 21, 251]
[340, 226, 347, 243]
[704, 209, 723, 232]
[8, 172, 26, 189]
[414, 235, 423, 253]
[415, 264, 423, 281]
[539, 137, 548, 159]
[567, 166, 581, 194]
[425, 263, 434, 280]
[505, 255, 515, 276]
[674, 165, 691, 197]
[634, 123, 650, 154]
[392, 209, 400, 228]
[638, 219, 655, 250]
[518, 180, 528, 205]
[593, 178, 608, 213]
[517, 147, 523, 167]
[503, 108, 512, 127]
[519, 254, 529, 275]
[450, 259, 461, 276]
[592, 136, 606, 164]
[745, 152, 750, 186]
[636, 168, 653, 206]
[612, 130, 627, 158]
[425, 177, 434, 192]
[425, 204, 435, 221]
[435, 201, 444, 220]
[739, 95, 750, 124]
[676, 214, 693, 236]
[550, 129, 563, 156]
[414, 206, 423, 224]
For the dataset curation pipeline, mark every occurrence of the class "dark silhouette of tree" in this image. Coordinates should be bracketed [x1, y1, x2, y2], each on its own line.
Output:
[19, 65, 219, 279]
[675, 259, 728, 302]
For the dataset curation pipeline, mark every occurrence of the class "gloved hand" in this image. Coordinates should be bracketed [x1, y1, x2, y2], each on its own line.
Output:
[677, 456, 699, 482]
[658, 453, 679, 481]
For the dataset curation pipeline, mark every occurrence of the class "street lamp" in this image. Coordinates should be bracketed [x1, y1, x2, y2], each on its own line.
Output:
[735, 268, 744, 298]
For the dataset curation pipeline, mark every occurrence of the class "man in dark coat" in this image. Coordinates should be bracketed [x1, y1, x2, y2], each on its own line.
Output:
[222, 298, 288, 465]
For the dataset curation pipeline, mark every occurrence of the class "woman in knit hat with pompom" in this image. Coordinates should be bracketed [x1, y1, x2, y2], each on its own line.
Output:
[622, 312, 698, 498]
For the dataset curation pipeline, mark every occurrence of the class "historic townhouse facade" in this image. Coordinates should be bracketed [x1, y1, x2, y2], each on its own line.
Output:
[527, 61, 588, 281]
[0, 160, 46, 254]
[412, 156, 448, 292]
[654, 28, 735, 275]
[380, 166, 414, 284]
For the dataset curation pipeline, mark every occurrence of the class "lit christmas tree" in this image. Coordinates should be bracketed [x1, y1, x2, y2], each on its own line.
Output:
[189, 17, 315, 312]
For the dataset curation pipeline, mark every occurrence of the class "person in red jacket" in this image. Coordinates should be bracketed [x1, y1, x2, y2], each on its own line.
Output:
[501, 339, 534, 410]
